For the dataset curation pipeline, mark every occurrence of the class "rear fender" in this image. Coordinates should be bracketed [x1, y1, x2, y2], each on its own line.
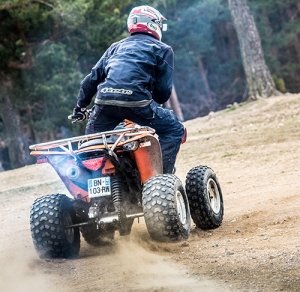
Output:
[133, 135, 162, 183]
[47, 156, 90, 202]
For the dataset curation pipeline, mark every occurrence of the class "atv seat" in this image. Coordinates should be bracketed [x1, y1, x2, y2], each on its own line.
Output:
[79, 137, 117, 149]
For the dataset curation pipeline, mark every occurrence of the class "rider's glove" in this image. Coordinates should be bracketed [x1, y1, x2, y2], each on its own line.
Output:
[72, 105, 89, 121]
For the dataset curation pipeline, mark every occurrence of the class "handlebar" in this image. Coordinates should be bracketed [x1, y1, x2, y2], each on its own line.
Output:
[68, 109, 92, 123]
[68, 114, 83, 123]
[68, 115, 80, 124]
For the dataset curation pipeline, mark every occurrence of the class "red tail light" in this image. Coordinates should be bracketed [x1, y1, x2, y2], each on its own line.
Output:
[37, 157, 48, 164]
[82, 157, 105, 171]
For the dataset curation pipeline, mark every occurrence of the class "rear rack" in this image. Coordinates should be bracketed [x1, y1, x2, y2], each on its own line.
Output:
[29, 125, 156, 159]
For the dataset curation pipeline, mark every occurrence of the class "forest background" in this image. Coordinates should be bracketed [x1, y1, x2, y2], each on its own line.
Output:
[0, 0, 299, 170]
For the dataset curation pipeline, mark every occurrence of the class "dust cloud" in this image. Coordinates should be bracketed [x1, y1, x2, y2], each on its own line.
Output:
[97, 227, 229, 292]
[0, 248, 61, 292]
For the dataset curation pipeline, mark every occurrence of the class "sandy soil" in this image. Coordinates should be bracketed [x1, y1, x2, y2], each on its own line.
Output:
[0, 93, 300, 292]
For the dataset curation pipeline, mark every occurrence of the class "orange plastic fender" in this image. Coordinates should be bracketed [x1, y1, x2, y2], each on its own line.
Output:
[133, 135, 163, 183]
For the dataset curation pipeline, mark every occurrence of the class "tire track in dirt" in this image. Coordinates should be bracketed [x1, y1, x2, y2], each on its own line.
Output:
[0, 218, 230, 292]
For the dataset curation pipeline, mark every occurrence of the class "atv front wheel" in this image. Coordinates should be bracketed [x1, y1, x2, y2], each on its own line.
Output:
[30, 194, 80, 258]
[142, 174, 191, 242]
[185, 166, 223, 230]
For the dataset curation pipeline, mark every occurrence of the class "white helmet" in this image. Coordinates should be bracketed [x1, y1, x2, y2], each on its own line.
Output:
[127, 5, 167, 41]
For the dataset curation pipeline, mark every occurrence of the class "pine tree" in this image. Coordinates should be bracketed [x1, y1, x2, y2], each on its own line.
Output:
[0, 0, 130, 169]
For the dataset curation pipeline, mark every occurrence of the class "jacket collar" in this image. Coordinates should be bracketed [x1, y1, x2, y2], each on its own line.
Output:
[130, 33, 159, 41]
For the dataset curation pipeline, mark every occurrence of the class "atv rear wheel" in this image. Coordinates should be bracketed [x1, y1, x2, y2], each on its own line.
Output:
[142, 174, 191, 242]
[80, 225, 115, 246]
[30, 194, 80, 258]
[185, 166, 223, 230]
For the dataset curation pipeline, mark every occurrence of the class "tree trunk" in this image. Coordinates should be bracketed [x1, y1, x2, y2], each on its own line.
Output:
[197, 57, 213, 104]
[228, 0, 280, 100]
[286, 6, 300, 64]
[0, 76, 32, 169]
[164, 86, 184, 121]
[169, 85, 184, 121]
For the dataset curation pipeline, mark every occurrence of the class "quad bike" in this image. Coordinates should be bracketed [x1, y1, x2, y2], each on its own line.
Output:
[29, 115, 224, 259]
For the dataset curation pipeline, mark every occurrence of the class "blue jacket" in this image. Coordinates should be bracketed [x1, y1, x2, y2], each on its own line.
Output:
[77, 33, 174, 108]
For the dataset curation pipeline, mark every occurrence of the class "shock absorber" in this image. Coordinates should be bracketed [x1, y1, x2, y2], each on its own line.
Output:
[111, 175, 123, 209]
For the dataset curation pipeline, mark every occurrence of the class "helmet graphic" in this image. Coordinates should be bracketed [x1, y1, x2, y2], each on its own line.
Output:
[127, 5, 167, 41]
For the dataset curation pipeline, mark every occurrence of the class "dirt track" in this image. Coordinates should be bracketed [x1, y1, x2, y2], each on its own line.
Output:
[1, 94, 300, 292]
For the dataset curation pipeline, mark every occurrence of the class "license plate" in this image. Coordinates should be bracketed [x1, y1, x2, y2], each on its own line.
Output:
[88, 177, 111, 198]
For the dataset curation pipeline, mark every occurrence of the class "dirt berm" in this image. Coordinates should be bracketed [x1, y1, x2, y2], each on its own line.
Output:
[0, 94, 299, 292]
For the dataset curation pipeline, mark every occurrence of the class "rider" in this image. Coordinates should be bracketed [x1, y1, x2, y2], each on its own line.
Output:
[73, 5, 184, 174]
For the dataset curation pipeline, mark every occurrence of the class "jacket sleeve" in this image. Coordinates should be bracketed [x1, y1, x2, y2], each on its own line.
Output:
[76, 49, 110, 108]
[152, 47, 174, 104]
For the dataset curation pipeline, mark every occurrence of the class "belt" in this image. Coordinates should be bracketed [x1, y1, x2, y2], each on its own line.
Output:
[94, 98, 152, 108]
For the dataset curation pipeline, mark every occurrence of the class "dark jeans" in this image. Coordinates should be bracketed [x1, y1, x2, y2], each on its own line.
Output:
[85, 101, 185, 174]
